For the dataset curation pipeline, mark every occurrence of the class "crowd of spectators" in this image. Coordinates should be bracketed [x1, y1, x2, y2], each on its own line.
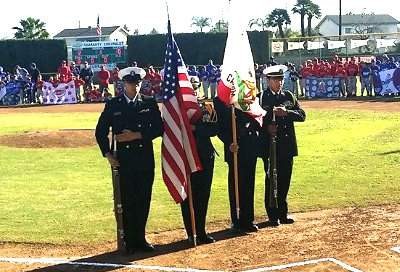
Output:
[257, 54, 400, 98]
[2, 54, 399, 106]
[0, 60, 117, 104]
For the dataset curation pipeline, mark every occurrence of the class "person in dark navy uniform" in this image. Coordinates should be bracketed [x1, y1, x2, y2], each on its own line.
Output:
[213, 96, 262, 233]
[259, 65, 306, 227]
[95, 66, 163, 254]
[180, 76, 218, 244]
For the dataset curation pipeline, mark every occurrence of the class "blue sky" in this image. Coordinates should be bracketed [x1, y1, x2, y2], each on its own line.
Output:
[1, 0, 399, 38]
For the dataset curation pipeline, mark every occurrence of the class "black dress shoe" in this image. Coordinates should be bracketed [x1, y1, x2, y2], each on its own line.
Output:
[229, 224, 243, 233]
[280, 218, 295, 224]
[197, 234, 216, 244]
[242, 224, 259, 232]
[266, 220, 279, 227]
[124, 247, 135, 255]
[135, 241, 155, 252]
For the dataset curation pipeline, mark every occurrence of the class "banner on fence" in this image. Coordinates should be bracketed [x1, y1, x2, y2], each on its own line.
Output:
[328, 40, 346, 49]
[271, 42, 284, 53]
[42, 81, 77, 104]
[374, 68, 400, 95]
[376, 38, 397, 49]
[305, 77, 341, 98]
[350, 39, 368, 49]
[288, 41, 304, 50]
[307, 41, 325, 50]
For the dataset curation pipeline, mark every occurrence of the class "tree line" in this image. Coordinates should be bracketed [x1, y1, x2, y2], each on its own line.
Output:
[10, 0, 321, 40]
[248, 0, 321, 38]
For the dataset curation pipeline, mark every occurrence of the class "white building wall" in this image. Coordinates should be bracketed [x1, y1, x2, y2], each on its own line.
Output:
[319, 19, 398, 37]
[318, 19, 340, 37]
[109, 30, 128, 43]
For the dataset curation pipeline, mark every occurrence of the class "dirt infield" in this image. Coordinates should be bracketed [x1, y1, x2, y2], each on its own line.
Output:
[0, 130, 96, 148]
[0, 99, 399, 271]
[0, 98, 399, 114]
[0, 205, 399, 271]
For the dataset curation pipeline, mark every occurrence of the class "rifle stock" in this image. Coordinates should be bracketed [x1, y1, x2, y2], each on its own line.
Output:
[111, 134, 125, 251]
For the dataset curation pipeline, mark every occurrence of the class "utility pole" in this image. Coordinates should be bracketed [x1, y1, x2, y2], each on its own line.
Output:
[339, 0, 342, 39]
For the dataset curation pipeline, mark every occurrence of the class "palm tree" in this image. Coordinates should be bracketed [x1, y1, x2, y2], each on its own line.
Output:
[267, 9, 291, 38]
[210, 19, 228, 33]
[248, 18, 269, 31]
[306, 2, 322, 36]
[292, 0, 312, 37]
[283, 28, 302, 38]
[12, 17, 49, 39]
[149, 28, 159, 35]
[191, 16, 211, 33]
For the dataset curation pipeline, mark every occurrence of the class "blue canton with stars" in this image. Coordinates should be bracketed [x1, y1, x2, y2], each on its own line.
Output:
[162, 20, 184, 102]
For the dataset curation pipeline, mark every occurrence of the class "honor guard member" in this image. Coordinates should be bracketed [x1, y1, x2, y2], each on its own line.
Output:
[180, 76, 218, 244]
[260, 65, 306, 227]
[213, 97, 262, 233]
[95, 66, 163, 254]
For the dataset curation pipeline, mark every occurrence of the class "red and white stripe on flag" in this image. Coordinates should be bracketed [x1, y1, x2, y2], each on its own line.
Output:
[161, 68, 203, 203]
[161, 20, 203, 203]
[96, 16, 101, 36]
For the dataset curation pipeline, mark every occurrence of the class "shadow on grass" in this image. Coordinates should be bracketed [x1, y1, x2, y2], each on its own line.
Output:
[25, 228, 247, 272]
[377, 150, 400, 155]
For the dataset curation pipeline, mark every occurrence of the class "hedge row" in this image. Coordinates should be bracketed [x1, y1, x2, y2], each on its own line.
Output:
[127, 31, 271, 67]
[0, 39, 67, 73]
[0, 32, 271, 73]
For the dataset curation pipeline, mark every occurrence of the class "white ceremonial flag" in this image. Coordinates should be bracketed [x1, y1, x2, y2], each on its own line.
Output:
[271, 42, 284, 53]
[288, 41, 304, 50]
[376, 39, 397, 48]
[327, 40, 346, 49]
[350, 39, 368, 49]
[217, 0, 266, 126]
[307, 41, 325, 50]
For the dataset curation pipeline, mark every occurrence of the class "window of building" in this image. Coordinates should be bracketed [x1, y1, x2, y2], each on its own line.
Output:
[345, 28, 352, 34]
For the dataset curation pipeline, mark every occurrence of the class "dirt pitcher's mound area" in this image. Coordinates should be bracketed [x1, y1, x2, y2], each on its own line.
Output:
[0, 205, 399, 272]
[0, 130, 96, 148]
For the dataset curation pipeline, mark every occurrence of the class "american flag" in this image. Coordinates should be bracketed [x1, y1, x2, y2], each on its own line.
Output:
[161, 20, 203, 203]
[96, 15, 101, 36]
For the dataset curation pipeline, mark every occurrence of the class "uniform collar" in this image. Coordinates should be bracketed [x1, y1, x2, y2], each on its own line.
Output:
[124, 92, 140, 104]
[269, 89, 282, 96]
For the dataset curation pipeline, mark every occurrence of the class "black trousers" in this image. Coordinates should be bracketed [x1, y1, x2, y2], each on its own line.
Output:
[228, 157, 257, 228]
[180, 155, 214, 238]
[118, 165, 154, 248]
[263, 157, 293, 221]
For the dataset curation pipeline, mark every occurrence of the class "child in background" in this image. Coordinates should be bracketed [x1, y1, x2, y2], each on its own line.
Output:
[49, 74, 60, 87]
[88, 85, 102, 102]
[35, 74, 44, 104]
[73, 75, 85, 102]
[83, 84, 92, 102]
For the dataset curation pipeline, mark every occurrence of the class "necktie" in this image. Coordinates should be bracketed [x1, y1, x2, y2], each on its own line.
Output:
[128, 101, 135, 107]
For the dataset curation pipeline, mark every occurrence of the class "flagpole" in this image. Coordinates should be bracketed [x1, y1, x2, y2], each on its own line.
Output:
[187, 176, 197, 246]
[165, 2, 197, 246]
[231, 105, 240, 220]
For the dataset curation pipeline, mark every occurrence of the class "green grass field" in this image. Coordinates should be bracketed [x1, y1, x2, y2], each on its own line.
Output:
[0, 108, 399, 245]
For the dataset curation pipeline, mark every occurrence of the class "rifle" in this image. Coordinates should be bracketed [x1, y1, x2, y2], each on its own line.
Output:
[268, 110, 278, 209]
[110, 133, 125, 251]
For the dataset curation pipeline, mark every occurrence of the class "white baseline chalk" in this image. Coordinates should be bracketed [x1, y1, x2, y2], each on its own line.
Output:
[391, 246, 400, 254]
[0, 257, 217, 272]
[243, 257, 363, 272]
